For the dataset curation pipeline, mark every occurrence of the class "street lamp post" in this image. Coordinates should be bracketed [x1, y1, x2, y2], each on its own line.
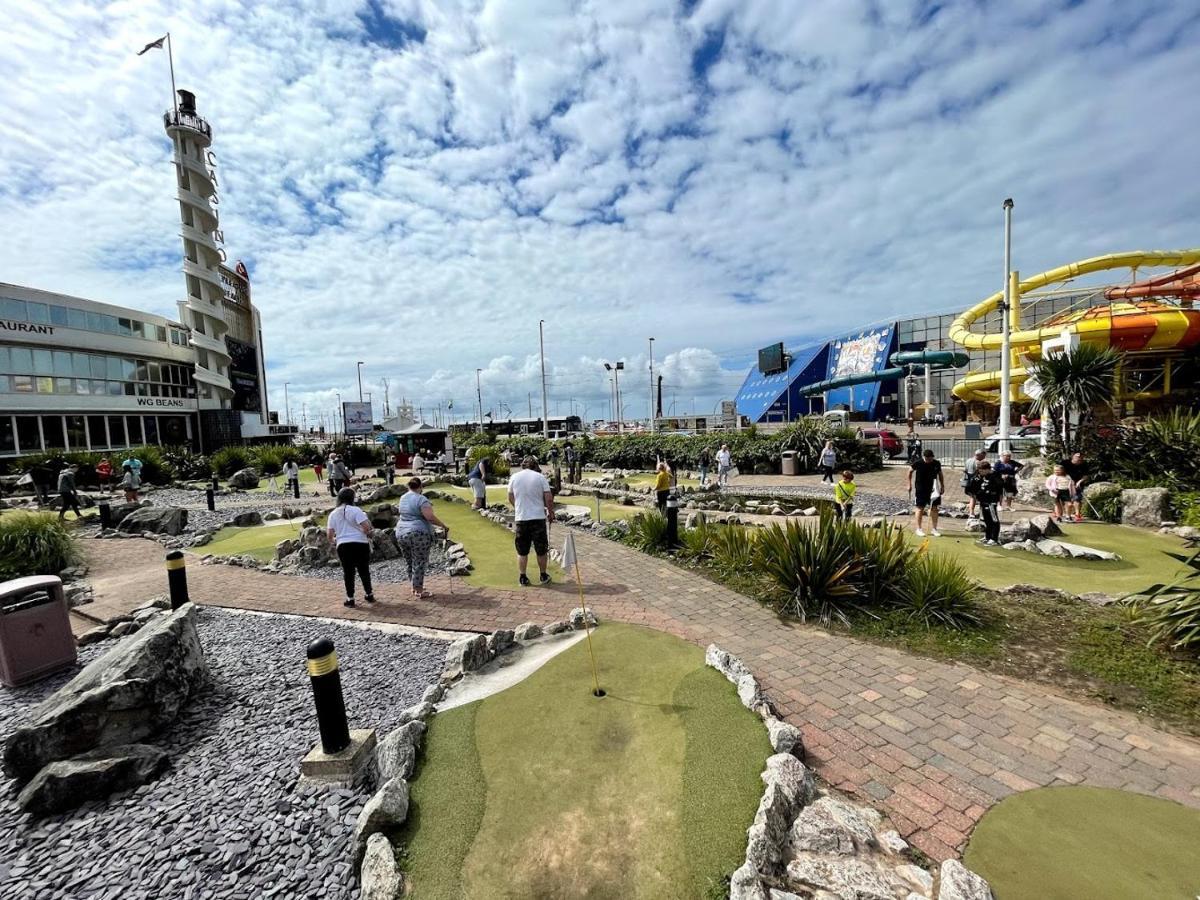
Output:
[999, 198, 1014, 455]
[335, 391, 342, 439]
[604, 363, 626, 434]
[475, 368, 484, 434]
[284, 381, 290, 428]
[356, 362, 365, 403]
[648, 337, 655, 434]
[539, 319, 549, 439]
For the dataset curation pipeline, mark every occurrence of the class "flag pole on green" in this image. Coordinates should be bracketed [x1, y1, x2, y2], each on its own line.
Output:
[561, 531, 602, 696]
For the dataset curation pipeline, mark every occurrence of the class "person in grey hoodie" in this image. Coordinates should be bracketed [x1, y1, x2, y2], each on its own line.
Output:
[57, 465, 82, 520]
[818, 441, 837, 483]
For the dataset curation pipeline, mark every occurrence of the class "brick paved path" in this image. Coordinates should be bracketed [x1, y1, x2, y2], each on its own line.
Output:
[86, 535, 1200, 862]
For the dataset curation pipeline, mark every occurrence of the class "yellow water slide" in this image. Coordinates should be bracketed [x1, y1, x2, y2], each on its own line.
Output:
[949, 249, 1200, 403]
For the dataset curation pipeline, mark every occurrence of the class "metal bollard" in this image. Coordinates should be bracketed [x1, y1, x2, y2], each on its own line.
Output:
[98, 501, 112, 529]
[165, 550, 189, 609]
[666, 493, 680, 548]
[211, 474, 219, 493]
[205, 487, 215, 511]
[306, 638, 351, 754]
[292, 478, 300, 500]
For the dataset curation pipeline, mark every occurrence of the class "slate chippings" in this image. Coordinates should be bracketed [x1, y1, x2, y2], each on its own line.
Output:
[0, 607, 448, 900]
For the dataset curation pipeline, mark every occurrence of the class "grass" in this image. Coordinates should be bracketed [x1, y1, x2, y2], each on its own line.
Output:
[399, 624, 770, 900]
[246, 466, 322, 493]
[964, 786, 1200, 899]
[203, 519, 311, 562]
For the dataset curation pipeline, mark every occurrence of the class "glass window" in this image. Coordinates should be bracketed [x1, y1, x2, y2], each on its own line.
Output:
[55, 377, 74, 394]
[10, 347, 30, 372]
[75, 379, 90, 395]
[149, 384, 160, 397]
[87, 415, 107, 447]
[135, 382, 149, 396]
[36, 376, 54, 393]
[90, 355, 107, 379]
[0, 375, 7, 392]
[126, 417, 143, 445]
[72, 353, 90, 377]
[147, 362, 161, 382]
[134, 361, 148, 381]
[107, 381, 122, 397]
[124, 383, 135, 396]
[132, 321, 145, 338]
[107, 415, 127, 448]
[122, 358, 136, 379]
[118, 317, 133, 336]
[12, 375, 33, 393]
[53, 351, 73, 376]
[68, 308, 87, 330]
[159, 415, 187, 445]
[66, 416, 86, 451]
[156, 325, 167, 342]
[102, 315, 120, 334]
[33, 349, 53, 375]
[15, 416, 40, 453]
[0, 297, 25, 320]
[26, 303, 49, 325]
[0, 347, 8, 371]
[42, 416, 65, 449]
[143, 417, 158, 445]
[50, 305, 69, 326]
[0, 416, 13, 454]
[87, 311, 104, 332]
[106, 356, 122, 380]
[92, 380, 107, 395]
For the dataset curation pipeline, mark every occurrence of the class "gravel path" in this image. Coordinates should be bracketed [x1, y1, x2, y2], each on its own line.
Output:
[0, 607, 447, 900]
[723, 483, 912, 516]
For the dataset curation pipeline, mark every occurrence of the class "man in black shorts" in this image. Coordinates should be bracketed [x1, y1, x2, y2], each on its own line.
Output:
[1061, 452, 1090, 523]
[908, 448, 944, 537]
[507, 455, 554, 586]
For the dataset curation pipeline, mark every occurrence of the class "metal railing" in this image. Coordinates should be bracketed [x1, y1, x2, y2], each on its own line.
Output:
[163, 110, 212, 138]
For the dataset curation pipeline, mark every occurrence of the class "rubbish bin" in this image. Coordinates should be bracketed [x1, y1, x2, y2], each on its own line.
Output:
[963, 423, 982, 441]
[0, 575, 77, 687]
[781, 451, 799, 476]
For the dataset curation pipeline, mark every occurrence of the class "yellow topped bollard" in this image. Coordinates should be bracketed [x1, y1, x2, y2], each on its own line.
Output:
[306, 637, 351, 754]
[165, 550, 189, 609]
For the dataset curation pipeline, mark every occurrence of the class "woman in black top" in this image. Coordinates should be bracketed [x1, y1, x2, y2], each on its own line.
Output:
[967, 461, 1005, 545]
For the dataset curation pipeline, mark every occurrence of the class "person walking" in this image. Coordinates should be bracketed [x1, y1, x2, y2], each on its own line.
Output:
[1062, 451, 1091, 522]
[697, 446, 712, 487]
[326, 487, 376, 608]
[819, 440, 837, 483]
[834, 470, 856, 521]
[121, 453, 143, 481]
[467, 455, 488, 509]
[654, 461, 671, 511]
[57, 465, 82, 520]
[1045, 464, 1076, 522]
[716, 443, 733, 488]
[329, 455, 352, 494]
[564, 441, 579, 484]
[994, 451, 1024, 511]
[908, 448, 944, 537]
[394, 477, 449, 600]
[412, 451, 425, 473]
[120, 463, 141, 503]
[313, 458, 325, 483]
[284, 460, 300, 495]
[968, 460, 1004, 545]
[962, 450, 986, 518]
[508, 456, 553, 586]
[95, 457, 114, 494]
[30, 462, 54, 506]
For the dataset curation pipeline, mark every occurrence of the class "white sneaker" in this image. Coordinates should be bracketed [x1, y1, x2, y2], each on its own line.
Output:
[915, 529, 926, 537]
[930, 529, 941, 537]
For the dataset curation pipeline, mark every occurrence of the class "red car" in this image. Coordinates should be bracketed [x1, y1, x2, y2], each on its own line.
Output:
[856, 428, 903, 459]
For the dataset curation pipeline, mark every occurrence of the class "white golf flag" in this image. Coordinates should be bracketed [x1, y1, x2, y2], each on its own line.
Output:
[561, 530, 578, 572]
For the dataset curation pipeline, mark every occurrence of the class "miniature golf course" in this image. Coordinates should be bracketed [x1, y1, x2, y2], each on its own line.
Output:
[963, 786, 1200, 899]
[399, 623, 771, 899]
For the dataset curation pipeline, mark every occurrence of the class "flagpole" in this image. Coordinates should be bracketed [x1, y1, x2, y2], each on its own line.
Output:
[166, 32, 178, 118]
[573, 559, 602, 697]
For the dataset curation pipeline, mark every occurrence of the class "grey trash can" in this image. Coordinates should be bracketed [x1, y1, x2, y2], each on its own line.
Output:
[781, 451, 799, 476]
[963, 423, 982, 440]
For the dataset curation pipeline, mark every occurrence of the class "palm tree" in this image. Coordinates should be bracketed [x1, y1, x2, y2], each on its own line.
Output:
[1027, 342, 1121, 451]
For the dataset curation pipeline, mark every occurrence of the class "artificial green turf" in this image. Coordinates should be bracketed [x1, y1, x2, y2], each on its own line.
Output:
[246, 466, 323, 493]
[912, 522, 1190, 596]
[431, 499, 565, 590]
[964, 786, 1200, 899]
[399, 624, 770, 900]
[202, 520, 310, 562]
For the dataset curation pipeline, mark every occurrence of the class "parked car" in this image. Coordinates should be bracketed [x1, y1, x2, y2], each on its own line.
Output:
[982, 425, 1041, 454]
[856, 428, 904, 459]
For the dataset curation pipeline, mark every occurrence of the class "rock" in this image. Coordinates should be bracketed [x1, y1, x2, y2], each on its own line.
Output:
[1035, 539, 1071, 558]
[767, 891, 804, 900]
[1121, 487, 1171, 528]
[737, 673, 765, 711]
[376, 722, 425, 782]
[790, 797, 881, 855]
[729, 861, 768, 900]
[1001, 542, 1026, 551]
[765, 718, 805, 757]
[802, 507, 819, 516]
[1050, 540, 1120, 561]
[487, 629, 515, 656]
[353, 777, 410, 861]
[1164, 525, 1200, 540]
[76, 626, 110, 646]
[1028, 513, 1061, 538]
[263, 511, 281, 521]
[399, 702, 434, 724]
[230, 511, 263, 527]
[964, 518, 984, 533]
[116, 506, 188, 535]
[445, 634, 489, 674]
[684, 512, 705, 529]
[762, 753, 817, 811]
[109, 620, 137, 638]
[4, 604, 206, 782]
[275, 538, 300, 560]
[706, 644, 752, 681]
[228, 468, 260, 489]
[514, 622, 543, 641]
[544, 620, 573, 635]
[877, 829, 908, 854]
[104, 502, 143, 525]
[785, 856, 903, 900]
[896, 864, 934, 895]
[771, 506, 786, 516]
[16, 743, 169, 815]
[421, 682, 445, 705]
[745, 820, 781, 874]
[937, 859, 994, 900]
[448, 558, 472, 576]
[569, 607, 598, 629]
[369, 530, 401, 561]
[360, 832, 404, 897]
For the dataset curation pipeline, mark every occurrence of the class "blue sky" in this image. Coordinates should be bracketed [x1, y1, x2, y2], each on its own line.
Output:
[1, 0, 1198, 428]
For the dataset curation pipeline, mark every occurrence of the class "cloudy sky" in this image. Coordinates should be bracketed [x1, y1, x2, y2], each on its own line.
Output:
[2, 0, 1197, 429]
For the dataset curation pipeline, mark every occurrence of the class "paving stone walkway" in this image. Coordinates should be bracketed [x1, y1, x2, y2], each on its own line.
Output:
[85, 534, 1200, 863]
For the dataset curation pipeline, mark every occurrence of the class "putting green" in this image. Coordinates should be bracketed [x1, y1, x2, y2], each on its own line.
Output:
[400, 623, 770, 899]
[964, 786, 1200, 899]
[203, 518, 313, 562]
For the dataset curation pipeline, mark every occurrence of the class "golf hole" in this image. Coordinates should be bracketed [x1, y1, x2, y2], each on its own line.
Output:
[592, 689, 606, 698]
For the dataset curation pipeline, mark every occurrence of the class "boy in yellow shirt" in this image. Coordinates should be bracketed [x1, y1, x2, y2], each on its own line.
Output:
[834, 470, 856, 521]
[654, 462, 671, 511]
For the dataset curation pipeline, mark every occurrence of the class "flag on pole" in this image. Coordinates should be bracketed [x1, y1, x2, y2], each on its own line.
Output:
[561, 530, 578, 572]
[562, 530, 602, 695]
[137, 35, 168, 55]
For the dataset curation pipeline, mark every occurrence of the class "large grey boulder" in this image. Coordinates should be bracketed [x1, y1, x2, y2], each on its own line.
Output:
[3, 604, 206, 781]
[376, 721, 425, 782]
[765, 718, 805, 757]
[370, 530, 401, 561]
[789, 797, 881, 855]
[230, 510, 263, 527]
[938, 859, 994, 900]
[729, 861, 768, 900]
[514, 622, 542, 641]
[445, 634, 489, 674]
[228, 468, 260, 489]
[116, 506, 188, 535]
[1028, 513, 1061, 538]
[1121, 487, 1171, 528]
[105, 502, 143, 525]
[785, 856, 905, 900]
[353, 776, 410, 862]
[17, 743, 169, 815]
[763, 753, 817, 810]
[360, 833, 404, 899]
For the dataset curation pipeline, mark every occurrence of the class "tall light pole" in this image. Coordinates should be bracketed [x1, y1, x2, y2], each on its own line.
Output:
[335, 391, 342, 438]
[475, 368, 484, 434]
[999, 198, 1014, 455]
[283, 381, 290, 427]
[648, 337, 656, 434]
[603, 361, 625, 434]
[539, 319, 549, 439]
[356, 361, 364, 402]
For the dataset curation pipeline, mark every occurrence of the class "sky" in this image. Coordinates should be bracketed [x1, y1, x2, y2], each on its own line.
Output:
[1, 0, 1198, 430]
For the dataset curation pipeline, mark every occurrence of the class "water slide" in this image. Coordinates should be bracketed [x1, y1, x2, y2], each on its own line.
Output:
[796, 349, 970, 397]
[948, 250, 1200, 403]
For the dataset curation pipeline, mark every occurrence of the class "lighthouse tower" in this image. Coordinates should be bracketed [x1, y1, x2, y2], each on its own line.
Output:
[164, 89, 233, 410]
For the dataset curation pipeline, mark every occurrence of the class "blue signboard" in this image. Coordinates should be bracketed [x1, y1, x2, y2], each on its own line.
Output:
[823, 325, 897, 414]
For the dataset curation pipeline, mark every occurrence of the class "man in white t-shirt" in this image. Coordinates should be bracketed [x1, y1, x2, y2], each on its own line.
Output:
[507, 456, 553, 586]
[716, 444, 733, 487]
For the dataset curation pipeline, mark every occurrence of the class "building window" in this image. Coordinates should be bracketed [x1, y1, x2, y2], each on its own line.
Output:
[87, 415, 108, 448]
[66, 416, 86, 450]
[68, 308, 87, 330]
[42, 415, 65, 449]
[27, 302, 50, 324]
[33, 349, 53, 375]
[12, 375, 33, 393]
[15, 416, 40, 453]
[50, 306, 69, 327]
[0, 298, 24, 320]
[107, 416, 127, 448]
[54, 377, 73, 394]
[0, 416, 14, 454]
[36, 376, 54, 394]
[126, 416, 144, 445]
[143, 417, 159, 445]
[75, 379, 90, 395]
[160, 415, 187, 444]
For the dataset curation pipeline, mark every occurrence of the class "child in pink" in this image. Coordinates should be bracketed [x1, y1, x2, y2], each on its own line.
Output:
[1044, 465, 1076, 522]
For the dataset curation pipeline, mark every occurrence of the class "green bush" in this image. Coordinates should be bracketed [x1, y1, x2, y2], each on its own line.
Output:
[210, 445, 252, 477]
[328, 441, 386, 468]
[294, 442, 324, 465]
[249, 445, 285, 475]
[0, 513, 78, 581]
[1127, 549, 1200, 652]
[467, 445, 511, 480]
[895, 554, 980, 629]
[1096, 410, 1200, 491]
[9, 446, 174, 486]
[756, 516, 865, 626]
[844, 520, 917, 604]
[1084, 483, 1123, 523]
[678, 520, 715, 562]
[1173, 492, 1200, 528]
[710, 525, 759, 577]
[626, 511, 670, 553]
[161, 445, 209, 480]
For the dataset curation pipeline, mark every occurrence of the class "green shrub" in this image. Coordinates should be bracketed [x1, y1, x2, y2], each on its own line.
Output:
[250, 445, 285, 475]
[467, 445, 511, 480]
[895, 554, 980, 629]
[210, 445, 251, 477]
[1127, 549, 1200, 652]
[844, 520, 917, 604]
[328, 441, 386, 468]
[9, 446, 174, 486]
[1084, 483, 1123, 523]
[294, 442, 324, 465]
[161, 445, 209, 480]
[678, 520, 715, 562]
[710, 525, 759, 577]
[626, 511, 670, 553]
[1096, 410, 1200, 491]
[755, 516, 865, 626]
[0, 513, 78, 581]
[1174, 492, 1200, 528]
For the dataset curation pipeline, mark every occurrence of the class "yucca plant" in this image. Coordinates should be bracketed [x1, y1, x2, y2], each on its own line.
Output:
[678, 520, 715, 561]
[626, 511, 670, 553]
[1126, 549, 1200, 651]
[210, 445, 252, 477]
[755, 515, 865, 626]
[843, 520, 916, 606]
[1027, 342, 1120, 450]
[894, 554, 980, 629]
[710, 525, 759, 576]
[0, 513, 79, 581]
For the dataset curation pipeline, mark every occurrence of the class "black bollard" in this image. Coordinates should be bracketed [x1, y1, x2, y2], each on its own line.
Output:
[98, 501, 112, 529]
[165, 550, 189, 609]
[292, 478, 300, 500]
[306, 638, 350, 754]
[211, 474, 219, 493]
[666, 492, 680, 548]
[205, 487, 215, 511]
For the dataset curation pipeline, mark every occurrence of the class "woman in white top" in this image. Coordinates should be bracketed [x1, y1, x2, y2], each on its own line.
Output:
[326, 487, 375, 607]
